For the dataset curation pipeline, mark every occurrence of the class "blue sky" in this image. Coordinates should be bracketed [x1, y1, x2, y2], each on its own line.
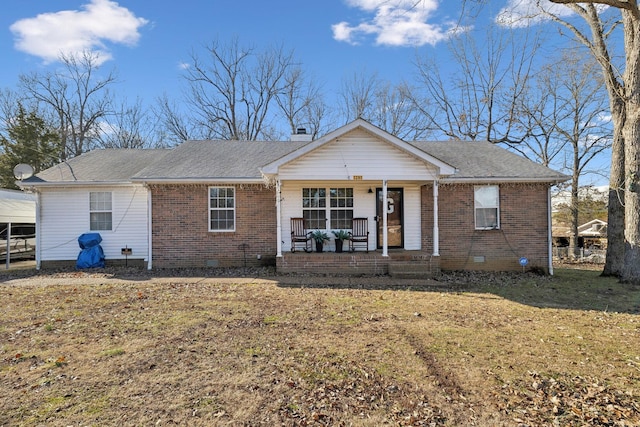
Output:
[0, 0, 558, 108]
[0, 0, 613, 186]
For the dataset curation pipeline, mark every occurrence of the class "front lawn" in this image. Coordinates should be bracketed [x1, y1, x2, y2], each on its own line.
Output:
[1, 268, 638, 425]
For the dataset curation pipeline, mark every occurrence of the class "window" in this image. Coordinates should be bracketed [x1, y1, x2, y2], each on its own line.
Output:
[209, 187, 235, 231]
[302, 187, 354, 230]
[330, 187, 353, 229]
[89, 192, 112, 231]
[474, 185, 499, 230]
[302, 188, 326, 229]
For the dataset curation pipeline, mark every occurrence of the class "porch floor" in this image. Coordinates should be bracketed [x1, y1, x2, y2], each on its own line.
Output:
[277, 249, 440, 278]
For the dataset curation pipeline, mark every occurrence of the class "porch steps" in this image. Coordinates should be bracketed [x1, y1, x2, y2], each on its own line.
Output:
[388, 260, 436, 279]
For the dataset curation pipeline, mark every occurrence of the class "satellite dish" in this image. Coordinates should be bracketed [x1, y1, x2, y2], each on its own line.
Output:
[13, 163, 34, 180]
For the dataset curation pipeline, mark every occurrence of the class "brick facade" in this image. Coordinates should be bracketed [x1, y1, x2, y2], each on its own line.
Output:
[150, 184, 277, 268]
[422, 183, 550, 272]
[149, 182, 550, 273]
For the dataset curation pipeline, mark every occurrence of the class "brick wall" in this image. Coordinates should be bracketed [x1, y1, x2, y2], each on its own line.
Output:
[277, 252, 389, 275]
[150, 184, 277, 268]
[422, 183, 550, 272]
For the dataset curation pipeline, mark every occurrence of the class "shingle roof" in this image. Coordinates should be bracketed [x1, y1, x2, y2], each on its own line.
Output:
[28, 149, 169, 183]
[25, 134, 567, 185]
[133, 140, 307, 180]
[410, 140, 568, 182]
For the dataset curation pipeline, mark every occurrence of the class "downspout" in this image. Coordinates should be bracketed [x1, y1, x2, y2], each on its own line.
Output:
[382, 180, 388, 257]
[547, 185, 554, 275]
[276, 180, 282, 257]
[433, 180, 440, 256]
[147, 185, 153, 270]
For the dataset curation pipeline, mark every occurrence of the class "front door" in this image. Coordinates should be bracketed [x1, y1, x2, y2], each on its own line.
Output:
[376, 188, 403, 249]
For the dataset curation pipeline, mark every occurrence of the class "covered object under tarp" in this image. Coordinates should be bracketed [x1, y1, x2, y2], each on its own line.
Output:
[0, 189, 35, 223]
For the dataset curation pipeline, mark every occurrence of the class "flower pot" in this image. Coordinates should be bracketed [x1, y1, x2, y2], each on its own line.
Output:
[335, 239, 344, 253]
[315, 241, 323, 252]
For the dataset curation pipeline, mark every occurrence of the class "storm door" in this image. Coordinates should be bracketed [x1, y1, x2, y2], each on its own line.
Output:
[376, 188, 403, 249]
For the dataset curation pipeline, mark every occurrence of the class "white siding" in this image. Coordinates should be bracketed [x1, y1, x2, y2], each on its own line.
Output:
[402, 186, 422, 250]
[39, 185, 149, 261]
[279, 129, 438, 181]
[280, 181, 422, 252]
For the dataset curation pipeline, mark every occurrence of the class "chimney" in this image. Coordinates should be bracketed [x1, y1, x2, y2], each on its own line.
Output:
[290, 127, 313, 142]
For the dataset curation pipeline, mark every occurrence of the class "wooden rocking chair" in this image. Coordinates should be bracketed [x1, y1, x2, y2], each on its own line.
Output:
[348, 217, 369, 252]
[290, 217, 312, 252]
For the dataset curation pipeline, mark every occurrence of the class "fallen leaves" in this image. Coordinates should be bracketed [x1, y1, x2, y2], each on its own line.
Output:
[495, 371, 640, 426]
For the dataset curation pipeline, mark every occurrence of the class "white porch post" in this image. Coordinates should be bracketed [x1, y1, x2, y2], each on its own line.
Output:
[276, 180, 283, 257]
[382, 180, 388, 257]
[433, 180, 440, 256]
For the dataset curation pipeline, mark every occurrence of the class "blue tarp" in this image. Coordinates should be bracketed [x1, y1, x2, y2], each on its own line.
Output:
[76, 232, 105, 269]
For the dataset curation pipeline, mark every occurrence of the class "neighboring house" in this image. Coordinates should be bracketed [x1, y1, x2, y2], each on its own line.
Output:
[554, 219, 608, 249]
[19, 119, 568, 275]
[0, 188, 36, 261]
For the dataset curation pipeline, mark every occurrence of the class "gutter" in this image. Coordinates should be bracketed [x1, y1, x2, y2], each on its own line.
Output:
[130, 178, 265, 185]
[439, 176, 569, 185]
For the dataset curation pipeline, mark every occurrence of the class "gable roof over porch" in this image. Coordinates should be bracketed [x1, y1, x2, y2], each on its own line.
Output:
[261, 119, 457, 181]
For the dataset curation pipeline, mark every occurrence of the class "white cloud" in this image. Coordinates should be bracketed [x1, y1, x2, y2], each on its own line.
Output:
[495, 0, 578, 28]
[332, 0, 455, 47]
[10, 0, 148, 65]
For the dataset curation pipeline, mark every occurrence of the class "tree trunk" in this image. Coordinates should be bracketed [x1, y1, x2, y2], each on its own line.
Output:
[621, 14, 640, 285]
[570, 161, 580, 259]
[603, 107, 625, 277]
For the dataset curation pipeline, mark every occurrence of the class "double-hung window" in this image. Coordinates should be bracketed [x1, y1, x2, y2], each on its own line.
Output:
[302, 187, 354, 230]
[89, 192, 112, 231]
[474, 185, 499, 230]
[330, 187, 353, 229]
[209, 186, 235, 231]
[302, 188, 326, 229]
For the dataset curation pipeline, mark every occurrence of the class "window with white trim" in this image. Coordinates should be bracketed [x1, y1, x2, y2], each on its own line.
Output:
[474, 185, 499, 230]
[89, 192, 112, 231]
[302, 187, 354, 230]
[209, 186, 235, 231]
[330, 187, 353, 229]
[302, 187, 326, 229]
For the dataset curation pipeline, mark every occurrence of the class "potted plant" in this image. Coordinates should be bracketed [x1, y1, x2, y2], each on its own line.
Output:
[311, 230, 330, 253]
[332, 230, 350, 253]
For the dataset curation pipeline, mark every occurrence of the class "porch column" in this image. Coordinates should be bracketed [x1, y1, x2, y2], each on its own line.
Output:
[382, 180, 388, 257]
[433, 180, 440, 256]
[276, 180, 283, 257]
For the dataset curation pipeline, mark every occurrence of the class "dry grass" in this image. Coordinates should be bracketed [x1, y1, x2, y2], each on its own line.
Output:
[1, 267, 639, 426]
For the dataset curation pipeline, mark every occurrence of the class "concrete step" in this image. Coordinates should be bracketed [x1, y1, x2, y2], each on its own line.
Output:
[388, 261, 435, 279]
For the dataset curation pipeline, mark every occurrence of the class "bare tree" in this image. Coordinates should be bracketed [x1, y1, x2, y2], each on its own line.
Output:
[275, 67, 330, 138]
[171, 38, 296, 141]
[411, 24, 541, 144]
[336, 71, 430, 139]
[18, 51, 117, 159]
[337, 70, 380, 124]
[154, 93, 196, 144]
[528, 1, 637, 282]
[540, 51, 612, 258]
[95, 97, 163, 149]
[371, 82, 432, 140]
